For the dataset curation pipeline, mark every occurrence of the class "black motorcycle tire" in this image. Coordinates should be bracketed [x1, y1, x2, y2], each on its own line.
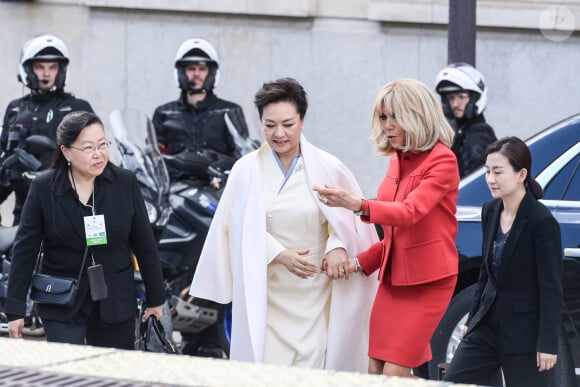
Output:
[180, 301, 230, 359]
[550, 324, 576, 387]
[216, 307, 230, 358]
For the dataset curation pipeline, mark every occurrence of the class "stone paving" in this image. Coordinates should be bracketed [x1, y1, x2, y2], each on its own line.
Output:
[0, 338, 480, 386]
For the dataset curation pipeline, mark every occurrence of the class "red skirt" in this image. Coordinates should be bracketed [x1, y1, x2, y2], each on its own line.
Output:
[368, 274, 457, 368]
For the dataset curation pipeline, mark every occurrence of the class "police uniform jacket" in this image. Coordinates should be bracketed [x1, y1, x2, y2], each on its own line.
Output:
[152, 91, 248, 157]
[1, 91, 93, 168]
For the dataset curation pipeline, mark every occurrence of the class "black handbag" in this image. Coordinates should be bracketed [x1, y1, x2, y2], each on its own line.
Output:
[30, 246, 89, 307]
[136, 316, 177, 354]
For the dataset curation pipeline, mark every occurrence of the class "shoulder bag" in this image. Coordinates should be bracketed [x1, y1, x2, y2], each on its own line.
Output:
[30, 246, 89, 307]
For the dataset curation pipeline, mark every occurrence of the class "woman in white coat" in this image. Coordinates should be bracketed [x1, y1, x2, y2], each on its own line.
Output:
[189, 78, 378, 371]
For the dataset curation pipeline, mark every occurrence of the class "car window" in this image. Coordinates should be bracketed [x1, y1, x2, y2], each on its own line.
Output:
[543, 154, 580, 201]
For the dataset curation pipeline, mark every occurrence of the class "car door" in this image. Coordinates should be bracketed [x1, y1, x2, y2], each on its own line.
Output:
[538, 142, 580, 371]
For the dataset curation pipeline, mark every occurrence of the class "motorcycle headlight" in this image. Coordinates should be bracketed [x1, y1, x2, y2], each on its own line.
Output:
[144, 200, 158, 224]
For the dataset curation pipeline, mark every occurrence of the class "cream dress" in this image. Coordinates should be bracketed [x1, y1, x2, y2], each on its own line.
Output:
[190, 136, 379, 371]
[260, 151, 343, 368]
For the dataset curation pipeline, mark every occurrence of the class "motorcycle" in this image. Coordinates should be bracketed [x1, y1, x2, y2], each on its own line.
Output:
[154, 114, 255, 358]
[109, 109, 175, 349]
[110, 108, 258, 357]
[0, 225, 19, 335]
[109, 109, 172, 238]
[157, 148, 233, 358]
[0, 134, 58, 337]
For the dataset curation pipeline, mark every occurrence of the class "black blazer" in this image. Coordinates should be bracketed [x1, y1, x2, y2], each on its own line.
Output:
[6, 163, 165, 323]
[465, 191, 563, 354]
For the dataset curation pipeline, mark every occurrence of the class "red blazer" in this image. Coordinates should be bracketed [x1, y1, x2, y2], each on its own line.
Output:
[358, 142, 460, 285]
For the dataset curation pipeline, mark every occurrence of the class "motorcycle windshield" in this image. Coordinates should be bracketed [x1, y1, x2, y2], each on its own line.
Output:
[109, 109, 170, 201]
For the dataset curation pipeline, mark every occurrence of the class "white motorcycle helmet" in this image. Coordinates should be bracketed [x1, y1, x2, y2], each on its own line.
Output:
[18, 34, 70, 91]
[174, 38, 220, 94]
[434, 62, 487, 120]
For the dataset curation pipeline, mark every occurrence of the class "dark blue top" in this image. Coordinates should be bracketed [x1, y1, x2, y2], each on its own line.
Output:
[491, 225, 509, 280]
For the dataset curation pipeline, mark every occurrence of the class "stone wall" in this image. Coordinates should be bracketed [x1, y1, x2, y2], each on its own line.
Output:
[0, 0, 578, 195]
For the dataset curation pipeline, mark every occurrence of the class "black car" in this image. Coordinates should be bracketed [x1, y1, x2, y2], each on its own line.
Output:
[426, 114, 580, 385]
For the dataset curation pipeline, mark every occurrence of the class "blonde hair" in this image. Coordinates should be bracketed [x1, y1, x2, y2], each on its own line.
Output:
[371, 79, 454, 155]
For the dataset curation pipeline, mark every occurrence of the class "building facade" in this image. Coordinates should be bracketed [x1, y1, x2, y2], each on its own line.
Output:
[0, 0, 578, 194]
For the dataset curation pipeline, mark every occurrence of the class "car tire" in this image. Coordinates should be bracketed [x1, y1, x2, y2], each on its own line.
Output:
[550, 324, 576, 387]
[428, 284, 476, 379]
[429, 285, 576, 387]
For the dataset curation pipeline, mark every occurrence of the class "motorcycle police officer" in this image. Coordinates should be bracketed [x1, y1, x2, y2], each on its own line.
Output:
[152, 37, 249, 175]
[435, 63, 497, 178]
[152, 38, 249, 358]
[0, 34, 93, 224]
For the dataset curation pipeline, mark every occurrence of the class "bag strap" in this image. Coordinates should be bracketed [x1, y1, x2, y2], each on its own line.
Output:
[34, 244, 90, 283]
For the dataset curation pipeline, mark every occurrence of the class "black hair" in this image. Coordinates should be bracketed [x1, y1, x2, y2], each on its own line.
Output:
[51, 111, 103, 170]
[254, 77, 308, 120]
[485, 136, 543, 199]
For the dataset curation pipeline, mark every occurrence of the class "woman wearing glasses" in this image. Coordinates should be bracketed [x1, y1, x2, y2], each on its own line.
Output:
[5, 111, 165, 349]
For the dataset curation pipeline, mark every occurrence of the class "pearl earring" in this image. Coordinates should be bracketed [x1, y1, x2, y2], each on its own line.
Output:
[67, 160, 71, 166]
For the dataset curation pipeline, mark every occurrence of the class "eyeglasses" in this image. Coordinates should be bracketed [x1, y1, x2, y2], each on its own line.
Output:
[69, 140, 111, 154]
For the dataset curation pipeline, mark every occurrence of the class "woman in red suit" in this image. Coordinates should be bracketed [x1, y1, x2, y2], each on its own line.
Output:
[314, 78, 460, 377]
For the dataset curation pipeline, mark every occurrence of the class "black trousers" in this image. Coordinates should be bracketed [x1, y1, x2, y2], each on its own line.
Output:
[443, 309, 552, 387]
[43, 300, 135, 350]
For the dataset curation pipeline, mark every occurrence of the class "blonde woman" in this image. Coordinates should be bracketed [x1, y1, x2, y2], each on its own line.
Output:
[314, 79, 460, 377]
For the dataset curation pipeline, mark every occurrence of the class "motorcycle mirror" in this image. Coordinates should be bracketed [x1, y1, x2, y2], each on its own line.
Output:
[25, 135, 57, 153]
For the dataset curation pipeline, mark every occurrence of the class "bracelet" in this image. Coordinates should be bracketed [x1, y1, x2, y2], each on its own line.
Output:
[353, 256, 362, 273]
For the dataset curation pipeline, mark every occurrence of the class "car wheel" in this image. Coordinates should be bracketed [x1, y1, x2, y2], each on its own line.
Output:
[429, 285, 576, 387]
[428, 284, 475, 379]
[550, 324, 576, 387]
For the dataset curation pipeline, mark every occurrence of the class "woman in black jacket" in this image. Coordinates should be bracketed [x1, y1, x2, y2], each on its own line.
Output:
[444, 136, 562, 386]
[6, 111, 165, 349]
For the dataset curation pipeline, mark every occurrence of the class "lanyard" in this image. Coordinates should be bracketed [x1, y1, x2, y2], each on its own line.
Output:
[70, 171, 97, 263]
[70, 172, 96, 216]
[272, 150, 301, 194]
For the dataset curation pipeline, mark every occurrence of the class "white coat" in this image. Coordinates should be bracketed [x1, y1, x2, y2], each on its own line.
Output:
[190, 135, 379, 372]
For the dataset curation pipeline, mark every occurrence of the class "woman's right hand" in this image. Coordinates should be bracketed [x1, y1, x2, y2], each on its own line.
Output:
[274, 249, 319, 279]
[312, 184, 361, 212]
[8, 319, 24, 339]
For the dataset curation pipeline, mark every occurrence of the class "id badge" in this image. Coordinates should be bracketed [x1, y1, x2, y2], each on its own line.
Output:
[84, 215, 107, 246]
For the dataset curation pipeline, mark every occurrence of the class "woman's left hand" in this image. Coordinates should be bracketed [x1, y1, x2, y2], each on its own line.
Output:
[313, 184, 360, 212]
[537, 352, 557, 372]
[142, 304, 164, 322]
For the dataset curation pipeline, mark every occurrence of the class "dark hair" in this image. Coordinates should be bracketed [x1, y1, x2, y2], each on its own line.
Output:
[253, 77, 308, 120]
[51, 111, 104, 169]
[485, 136, 543, 199]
